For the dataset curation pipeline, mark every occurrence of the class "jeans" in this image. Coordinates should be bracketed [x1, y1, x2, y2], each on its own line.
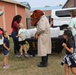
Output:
[11, 32, 20, 55]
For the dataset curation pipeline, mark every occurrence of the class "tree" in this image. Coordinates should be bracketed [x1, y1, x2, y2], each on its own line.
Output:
[58, 4, 63, 6]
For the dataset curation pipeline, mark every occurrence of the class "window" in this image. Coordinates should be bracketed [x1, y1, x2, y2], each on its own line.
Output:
[56, 10, 71, 17]
[56, 9, 76, 17]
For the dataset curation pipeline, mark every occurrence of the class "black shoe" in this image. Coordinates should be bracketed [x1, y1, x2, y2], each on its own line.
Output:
[38, 63, 47, 67]
[40, 62, 43, 64]
[40, 62, 48, 65]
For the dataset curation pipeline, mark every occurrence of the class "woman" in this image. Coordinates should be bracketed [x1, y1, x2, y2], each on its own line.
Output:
[30, 10, 51, 67]
[11, 15, 22, 57]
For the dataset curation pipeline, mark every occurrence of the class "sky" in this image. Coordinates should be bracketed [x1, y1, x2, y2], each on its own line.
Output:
[15, 0, 67, 8]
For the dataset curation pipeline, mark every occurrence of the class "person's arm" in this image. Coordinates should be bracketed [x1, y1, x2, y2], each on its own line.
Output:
[65, 46, 73, 54]
[36, 18, 45, 35]
[3, 43, 10, 51]
[62, 43, 74, 54]
[68, 19, 74, 30]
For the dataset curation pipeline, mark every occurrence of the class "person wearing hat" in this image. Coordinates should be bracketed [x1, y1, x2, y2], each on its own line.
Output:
[30, 10, 51, 67]
[61, 30, 76, 75]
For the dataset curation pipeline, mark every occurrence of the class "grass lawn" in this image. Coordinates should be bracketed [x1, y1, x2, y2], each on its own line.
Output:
[0, 38, 72, 75]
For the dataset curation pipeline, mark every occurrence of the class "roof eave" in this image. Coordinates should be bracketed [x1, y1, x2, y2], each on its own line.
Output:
[1, 0, 29, 9]
[63, 0, 69, 8]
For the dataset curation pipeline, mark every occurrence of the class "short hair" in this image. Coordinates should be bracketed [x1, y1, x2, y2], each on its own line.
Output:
[63, 30, 72, 37]
[70, 10, 76, 17]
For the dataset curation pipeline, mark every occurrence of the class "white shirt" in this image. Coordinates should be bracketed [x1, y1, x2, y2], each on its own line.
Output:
[69, 18, 76, 36]
[0, 36, 4, 45]
[18, 28, 27, 41]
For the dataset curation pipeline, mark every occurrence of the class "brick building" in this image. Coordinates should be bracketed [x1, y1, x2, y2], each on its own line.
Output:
[0, 0, 30, 35]
[63, 0, 76, 8]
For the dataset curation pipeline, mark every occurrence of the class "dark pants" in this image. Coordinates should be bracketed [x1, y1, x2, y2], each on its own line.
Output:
[11, 32, 20, 55]
[41, 54, 48, 65]
[0, 45, 3, 53]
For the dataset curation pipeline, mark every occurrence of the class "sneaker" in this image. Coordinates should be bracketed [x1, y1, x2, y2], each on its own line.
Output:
[3, 65, 10, 69]
[15, 54, 18, 57]
[20, 54, 24, 58]
[15, 54, 22, 58]
[24, 53, 30, 57]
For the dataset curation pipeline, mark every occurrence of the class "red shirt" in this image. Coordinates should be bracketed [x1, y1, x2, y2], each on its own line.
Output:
[12, 21, 18, 32]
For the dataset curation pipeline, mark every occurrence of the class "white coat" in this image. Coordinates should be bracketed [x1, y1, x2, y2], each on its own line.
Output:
[36, 15, 51, 56]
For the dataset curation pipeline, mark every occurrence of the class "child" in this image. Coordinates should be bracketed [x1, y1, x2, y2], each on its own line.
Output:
[18, 23, 29, 57]
[61, 30, 76, 75]
[3, 31, 10, 69]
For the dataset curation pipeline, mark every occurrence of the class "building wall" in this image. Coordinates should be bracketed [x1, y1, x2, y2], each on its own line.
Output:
[25, 8, 31, 28]
[17, 5, 26, 28]
[25, 8, 30, 18]
[0, 6, 4, 29]
[43, 10, 51, 16]
[0, 1, 27, 34]
[63, 0, 76, 8]
[1, 2, 16, 34]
